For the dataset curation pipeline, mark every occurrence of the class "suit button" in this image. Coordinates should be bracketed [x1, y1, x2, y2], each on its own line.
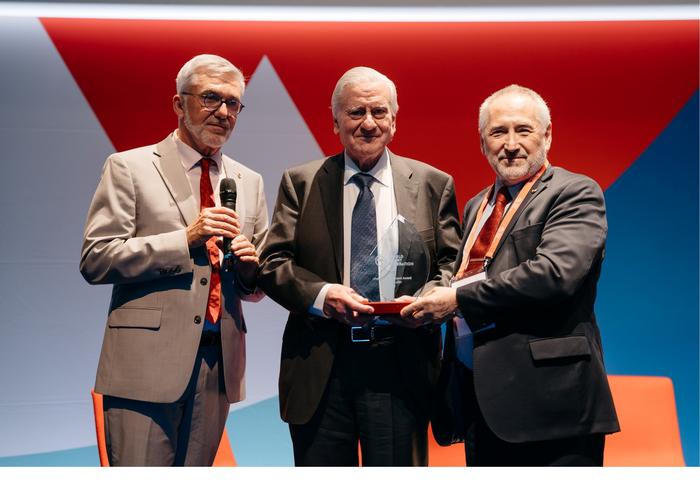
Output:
[194, 315, 202, 324]
[200, 277, 208, 286]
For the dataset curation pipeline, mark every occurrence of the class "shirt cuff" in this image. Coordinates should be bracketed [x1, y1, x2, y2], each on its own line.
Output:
[309, 283, 332, 318]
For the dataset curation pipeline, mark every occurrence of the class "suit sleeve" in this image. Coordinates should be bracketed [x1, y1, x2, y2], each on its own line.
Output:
[421, 174, 462, 294]
[257, 169, 329, 313]
[237, 172, 269, 302]
[79, 154, 193, 285]
[457, 175, 607, 330]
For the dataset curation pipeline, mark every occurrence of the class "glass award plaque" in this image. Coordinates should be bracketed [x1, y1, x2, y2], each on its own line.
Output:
[366, 215, 431, 315]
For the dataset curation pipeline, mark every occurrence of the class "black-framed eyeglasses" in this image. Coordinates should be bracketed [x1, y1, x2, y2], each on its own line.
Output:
[181, 91, 245, 115]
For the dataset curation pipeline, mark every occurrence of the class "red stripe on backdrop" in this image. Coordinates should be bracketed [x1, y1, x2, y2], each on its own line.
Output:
[42, 19, 698, 203]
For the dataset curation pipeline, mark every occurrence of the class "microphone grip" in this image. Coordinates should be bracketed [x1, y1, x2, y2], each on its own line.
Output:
[222, 231, 234, 257]
[219, 179, 238, 272]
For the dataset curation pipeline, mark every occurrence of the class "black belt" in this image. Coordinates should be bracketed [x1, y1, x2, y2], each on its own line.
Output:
[347, 324, 396, 343]
[199, 331, 221, 347]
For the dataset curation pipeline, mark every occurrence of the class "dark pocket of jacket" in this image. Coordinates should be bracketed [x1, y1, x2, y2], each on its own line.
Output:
[529, 335, 591, 361]
[108, 307, 162, 329]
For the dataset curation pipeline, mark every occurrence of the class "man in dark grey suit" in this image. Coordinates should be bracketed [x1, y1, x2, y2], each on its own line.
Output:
[402, 84, 620, 466]
[80, 55, 268, 465]
[258, 67, 461, 466]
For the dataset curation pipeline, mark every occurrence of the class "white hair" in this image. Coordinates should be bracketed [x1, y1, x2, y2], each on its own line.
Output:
[478, 84, 550, 134]
[331, 66, 398, 118]
[175, 54, 245, 94]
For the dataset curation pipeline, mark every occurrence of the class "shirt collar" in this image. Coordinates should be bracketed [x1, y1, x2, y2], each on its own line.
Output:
[493, 162, 550, 202]
[343, 148, 391, 187]
[173, 129, 223, 172]
[493, 178, 525, 203]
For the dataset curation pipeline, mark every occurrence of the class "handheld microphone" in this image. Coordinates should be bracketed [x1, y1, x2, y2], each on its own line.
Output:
[219, 178, 237, 271]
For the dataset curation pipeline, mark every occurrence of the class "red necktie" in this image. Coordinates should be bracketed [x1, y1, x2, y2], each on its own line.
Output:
[456, 186, 510, 279]
[199, 158, 221, 324]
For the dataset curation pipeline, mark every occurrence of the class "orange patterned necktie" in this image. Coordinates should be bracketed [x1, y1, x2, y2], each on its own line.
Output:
[199, 158, 221, 323]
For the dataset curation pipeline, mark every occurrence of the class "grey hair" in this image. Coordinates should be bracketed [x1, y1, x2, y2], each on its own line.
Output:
[331, 66, 398, 118]
[175, 54, 245, 94]
[478, 84, 550, 134]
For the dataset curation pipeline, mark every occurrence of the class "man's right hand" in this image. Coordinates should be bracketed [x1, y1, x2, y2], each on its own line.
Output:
[186, 206, 240, 249]
[323, 284, 375, 326]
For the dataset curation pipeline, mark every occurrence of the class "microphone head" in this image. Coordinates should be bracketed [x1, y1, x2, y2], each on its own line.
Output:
[220, 178, 237, 195]
[219, 178, 237, 209]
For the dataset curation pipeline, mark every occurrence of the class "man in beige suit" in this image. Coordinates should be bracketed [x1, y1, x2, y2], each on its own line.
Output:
[80, 54, 268, 466]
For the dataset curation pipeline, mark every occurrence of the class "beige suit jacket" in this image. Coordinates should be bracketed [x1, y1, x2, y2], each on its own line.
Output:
[80, 134, 268, 403]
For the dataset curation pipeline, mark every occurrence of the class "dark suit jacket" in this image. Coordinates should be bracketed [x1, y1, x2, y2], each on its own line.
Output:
[80, 134, 269, 404]
[258, 151, 461, 424]
[455, 165, 620, 443]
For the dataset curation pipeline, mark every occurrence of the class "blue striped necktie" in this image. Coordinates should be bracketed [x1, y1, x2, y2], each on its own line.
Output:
[350, 172, 380, 301]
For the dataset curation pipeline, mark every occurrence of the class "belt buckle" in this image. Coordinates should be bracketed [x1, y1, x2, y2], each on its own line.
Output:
[350, 325, 374, 343]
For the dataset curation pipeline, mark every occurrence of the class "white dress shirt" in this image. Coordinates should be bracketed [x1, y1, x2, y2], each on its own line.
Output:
[173, 130, 228, 331]
[173, 129, 224, 204]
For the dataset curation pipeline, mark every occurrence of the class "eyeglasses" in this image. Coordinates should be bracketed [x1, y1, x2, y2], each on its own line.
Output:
[181, 91, 245, 115]
[345, 106, 390, 121]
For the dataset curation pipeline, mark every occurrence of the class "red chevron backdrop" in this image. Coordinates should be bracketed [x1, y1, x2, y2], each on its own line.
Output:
[0, 15, 696, 466]
[42, 19, 698, 205]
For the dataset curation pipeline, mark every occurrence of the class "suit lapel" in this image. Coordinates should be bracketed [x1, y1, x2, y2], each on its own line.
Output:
[153, 135, 198, 226]
[318, 154, 345, 280]
[390, 152, 418, 225]
[389, 153, 422, 291]
[491, 165, 554, 258]
[464, 188, 489, 234]
[454, 187, 490, 271]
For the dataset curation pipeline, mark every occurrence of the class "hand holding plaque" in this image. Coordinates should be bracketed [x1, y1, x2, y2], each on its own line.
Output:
[366, 215, 431, 315]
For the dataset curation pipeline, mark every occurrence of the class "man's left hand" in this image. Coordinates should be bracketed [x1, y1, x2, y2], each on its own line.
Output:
[400, 287, 458, 325]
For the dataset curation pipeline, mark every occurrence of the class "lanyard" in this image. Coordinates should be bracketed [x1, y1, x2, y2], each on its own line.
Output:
[462, 164, 548, 271]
